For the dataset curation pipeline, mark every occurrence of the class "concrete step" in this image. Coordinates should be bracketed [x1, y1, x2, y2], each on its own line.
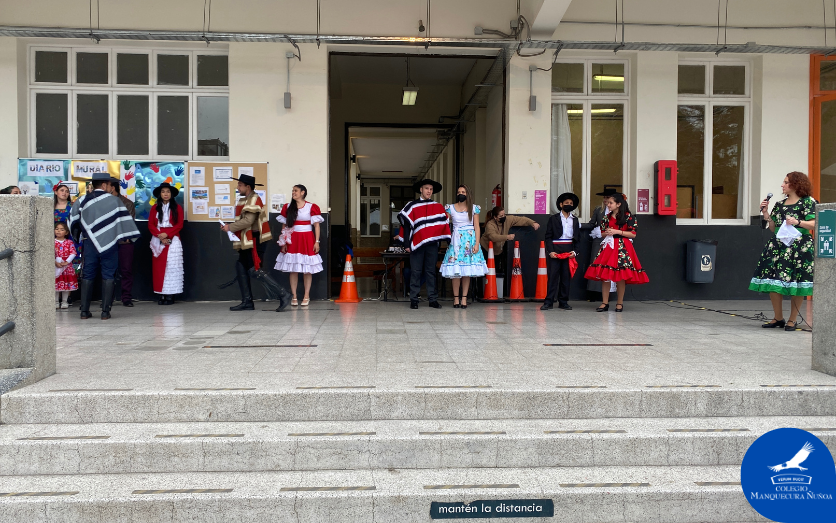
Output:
[3, 385, 836, 424]
[0, 466, 763, 523]
[2, 417, 833, 476]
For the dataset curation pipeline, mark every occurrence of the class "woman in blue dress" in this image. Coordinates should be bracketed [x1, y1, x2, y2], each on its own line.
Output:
[440, 184, 488, 308]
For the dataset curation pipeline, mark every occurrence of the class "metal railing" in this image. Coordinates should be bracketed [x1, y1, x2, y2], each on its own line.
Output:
[0, 248, 14, 337]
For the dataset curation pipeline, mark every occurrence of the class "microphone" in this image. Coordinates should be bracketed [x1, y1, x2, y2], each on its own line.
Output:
[760, 193, 773, 212]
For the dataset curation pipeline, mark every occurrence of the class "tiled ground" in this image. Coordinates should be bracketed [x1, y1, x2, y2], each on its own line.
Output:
[42, 297, 827, 389]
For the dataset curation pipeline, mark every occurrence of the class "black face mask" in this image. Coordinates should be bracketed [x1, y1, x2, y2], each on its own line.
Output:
[562, 204, 575, 213]
[456, 194, 467, 203]
[498, 216, 506, 224]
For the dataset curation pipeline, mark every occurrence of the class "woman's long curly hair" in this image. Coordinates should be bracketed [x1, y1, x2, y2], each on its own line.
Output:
[785, 171, 812, 199]
[286, 184, 308, 227]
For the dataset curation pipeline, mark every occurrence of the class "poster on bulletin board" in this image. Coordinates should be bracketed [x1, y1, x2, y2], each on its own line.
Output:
[185, 162, 268, 222]
[18, 159, 72, 195]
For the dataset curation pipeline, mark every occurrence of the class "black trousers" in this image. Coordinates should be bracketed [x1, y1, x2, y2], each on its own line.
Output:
[409, 242, 439, 302]
[238, 233, 265, 271]
[545, 243, 574, 306]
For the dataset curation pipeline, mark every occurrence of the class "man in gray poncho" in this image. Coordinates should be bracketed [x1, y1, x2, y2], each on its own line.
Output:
[68, 172, 140, 320]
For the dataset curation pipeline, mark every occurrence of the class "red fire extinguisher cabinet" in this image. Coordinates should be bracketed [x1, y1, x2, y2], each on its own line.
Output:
[654, 160, 677, 215]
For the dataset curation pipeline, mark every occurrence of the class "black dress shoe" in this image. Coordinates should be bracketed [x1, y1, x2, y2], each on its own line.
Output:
[558, 303, 572, 310]
[101, 311, 111, 320]
[80, 311, 92, 319]
[762, 319, 786, 328]
[163, 296, 175, 305]
[410, 300, 419, 310]
[784, 321, 799, 331]
[540, 303, 552, 310]
[122, 300, 134, 307]
[158, 297, 165, 305]
[429, 301, 442, 309]
[596, 304, 609, 312]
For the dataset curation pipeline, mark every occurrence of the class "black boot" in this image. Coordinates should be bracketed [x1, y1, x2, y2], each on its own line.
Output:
[101, 279, 115, 320]
[79, 279, 94, 319]
[230, 263, 254, 311]
[249, 268, 291, 312]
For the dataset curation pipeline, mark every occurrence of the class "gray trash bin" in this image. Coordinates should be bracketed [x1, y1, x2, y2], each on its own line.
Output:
[686, 240, 718, 283]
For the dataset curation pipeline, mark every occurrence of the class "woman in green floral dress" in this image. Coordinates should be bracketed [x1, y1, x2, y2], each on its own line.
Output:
[749, 171, 816, 331]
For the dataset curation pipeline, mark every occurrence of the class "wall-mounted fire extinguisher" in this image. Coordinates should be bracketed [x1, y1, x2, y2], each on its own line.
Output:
[491, 184, 502, 209]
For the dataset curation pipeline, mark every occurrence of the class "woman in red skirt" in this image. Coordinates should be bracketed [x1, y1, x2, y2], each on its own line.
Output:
[584, 192, 648, 312]
[148, 183, 184, 305]
[274, 184, 323, 307]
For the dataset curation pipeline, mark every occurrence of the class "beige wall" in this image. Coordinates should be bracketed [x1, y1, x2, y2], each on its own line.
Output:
[229, 42, 328, 207]
[631, 52, 678, 214]
[505, 52, 553, 214]
[753, 55, 810, 212]
[0, 38, 18, 187]
[0, 0, 522, 37]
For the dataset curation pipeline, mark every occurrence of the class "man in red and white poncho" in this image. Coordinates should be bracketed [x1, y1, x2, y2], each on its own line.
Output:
[397, 179, 452, 310]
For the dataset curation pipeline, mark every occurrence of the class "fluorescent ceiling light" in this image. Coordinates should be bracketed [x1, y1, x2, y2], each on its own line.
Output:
[403, 87, 418, 105]
[592, 75, 624, 82]
[566, 108, 618, 114]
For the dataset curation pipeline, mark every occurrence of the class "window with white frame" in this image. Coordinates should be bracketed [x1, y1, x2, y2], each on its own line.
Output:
[676, 61, 750, 223]
[550, 59, 629, 221]
[29, 45, 229, 160]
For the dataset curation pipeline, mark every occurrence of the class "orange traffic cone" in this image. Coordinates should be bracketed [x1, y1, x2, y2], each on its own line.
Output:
[534, 241, 548, 302]
[479, 241, 502, 302]
[334, 255, 363, 303]
[508, 241, 528, 302]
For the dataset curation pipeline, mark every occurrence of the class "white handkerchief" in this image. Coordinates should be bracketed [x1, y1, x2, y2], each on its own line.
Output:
[776, 220, 802, 247]
[590, 228, 602, 239]
[602, 235, 615, 250]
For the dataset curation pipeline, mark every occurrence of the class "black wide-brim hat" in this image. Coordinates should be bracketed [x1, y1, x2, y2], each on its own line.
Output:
[153, 182, 180, 199]
[412, 178, 442, 194]
[90, 171, 120, 183]
[556, 192, 579, 208]
[231, 174, 264, 187]
[595, 188, 619, 197]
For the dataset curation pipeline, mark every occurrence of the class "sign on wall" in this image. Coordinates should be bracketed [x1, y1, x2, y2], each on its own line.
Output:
[818, 209, 835, 259]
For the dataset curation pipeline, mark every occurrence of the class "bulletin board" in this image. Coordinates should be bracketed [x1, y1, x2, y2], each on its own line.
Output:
[185, 162, 268, 222]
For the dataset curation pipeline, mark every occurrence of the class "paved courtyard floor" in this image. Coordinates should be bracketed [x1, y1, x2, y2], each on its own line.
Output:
[37, 297, 828, 391]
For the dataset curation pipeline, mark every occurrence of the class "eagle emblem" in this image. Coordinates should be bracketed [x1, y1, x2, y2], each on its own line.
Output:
[768, 442, 814, 472]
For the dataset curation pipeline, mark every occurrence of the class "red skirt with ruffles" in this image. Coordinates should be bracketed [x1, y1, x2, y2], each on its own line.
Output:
[584, 238, 649, 284]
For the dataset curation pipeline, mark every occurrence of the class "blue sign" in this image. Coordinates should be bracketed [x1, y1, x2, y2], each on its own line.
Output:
[741, 428, 836, 522]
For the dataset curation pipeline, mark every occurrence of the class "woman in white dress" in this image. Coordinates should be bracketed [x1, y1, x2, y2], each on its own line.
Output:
[440, 184, 488, 308]
[274, 184, 324, 307]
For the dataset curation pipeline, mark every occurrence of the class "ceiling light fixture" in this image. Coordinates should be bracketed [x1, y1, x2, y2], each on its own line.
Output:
[566, 108, 618, 114]
[403, 58, 418, 105]
[592, 74, 624, 82]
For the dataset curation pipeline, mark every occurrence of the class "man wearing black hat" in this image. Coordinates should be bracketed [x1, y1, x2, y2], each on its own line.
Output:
[397, 179, 452, 310]
[541, 192, 580, 311]
[220, 174, 292, 312]
[68, 172, 140, 320]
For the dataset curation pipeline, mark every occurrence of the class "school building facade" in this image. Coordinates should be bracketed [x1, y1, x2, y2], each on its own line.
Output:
[0, 0, 832, 301]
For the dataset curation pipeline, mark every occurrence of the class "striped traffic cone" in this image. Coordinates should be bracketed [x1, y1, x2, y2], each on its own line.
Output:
[479, 242, 502, 302]
[508, 241, 528, 302]
[334, 255, 363, 303]
[534, 241, 548, 302]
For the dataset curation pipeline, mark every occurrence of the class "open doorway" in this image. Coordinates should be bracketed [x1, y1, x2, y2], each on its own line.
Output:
[328, 52, 505, 298]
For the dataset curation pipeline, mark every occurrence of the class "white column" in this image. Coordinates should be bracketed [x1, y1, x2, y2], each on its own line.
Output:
[229, 43, 329, 207]
[0, 38, 19, 188]
[505, 53, 553, 213]
[631, 51, 678, 213]
[753, 54, 809, 213]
